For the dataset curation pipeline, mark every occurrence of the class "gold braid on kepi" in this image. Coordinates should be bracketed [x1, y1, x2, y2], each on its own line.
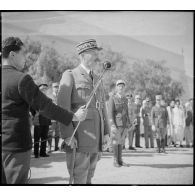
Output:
[76, 39, 102, 55]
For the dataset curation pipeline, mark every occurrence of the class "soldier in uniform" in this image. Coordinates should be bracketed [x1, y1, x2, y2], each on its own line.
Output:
[57, 39, 110, 184]
[140, 98, 154, 148]
[128, 94, 142, 149]
[151, 95, 169, 153]
[108, 80, 130, 167]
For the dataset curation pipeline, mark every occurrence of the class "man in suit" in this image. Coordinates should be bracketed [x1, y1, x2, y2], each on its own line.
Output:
[128, 94, 142, 149]
[32, 84, 52, 158]
[2, 37, 87, 184]
[57, 39, 110, 184]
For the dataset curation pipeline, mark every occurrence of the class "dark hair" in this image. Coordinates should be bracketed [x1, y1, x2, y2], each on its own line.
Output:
[2, 37, 24, 58]
[38, 84, 48, 88]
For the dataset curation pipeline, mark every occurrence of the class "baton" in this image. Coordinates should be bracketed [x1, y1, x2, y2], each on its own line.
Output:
[68, 61, 111, 146]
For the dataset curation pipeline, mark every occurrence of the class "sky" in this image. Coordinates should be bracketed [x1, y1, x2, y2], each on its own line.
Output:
[2, 11, 193, 77]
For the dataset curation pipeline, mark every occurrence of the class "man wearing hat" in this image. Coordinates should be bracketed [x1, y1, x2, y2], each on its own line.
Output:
[57, 39, 110, 184]
[128, 94, 142, 149]
[151, 95, 169, 153]
[108, 80, 130, 167]
[140, 98, 154, 148]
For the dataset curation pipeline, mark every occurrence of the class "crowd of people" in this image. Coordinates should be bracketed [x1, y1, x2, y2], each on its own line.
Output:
[1, 36, 194, 184]
[104, 80, 193, 167]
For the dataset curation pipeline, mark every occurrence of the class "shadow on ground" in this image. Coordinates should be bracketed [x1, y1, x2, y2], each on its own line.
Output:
[29, 176, 69, 184]
[102, 152, 154, 158]
[126, 163, 193, 169]
[31, 152, 66, 168]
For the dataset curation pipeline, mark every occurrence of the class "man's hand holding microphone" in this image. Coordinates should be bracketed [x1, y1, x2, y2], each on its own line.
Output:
[72, 105, 87, 122]
[64, 105, 87, 149]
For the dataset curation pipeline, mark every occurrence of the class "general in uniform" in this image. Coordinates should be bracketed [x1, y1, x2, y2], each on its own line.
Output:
[151, 95, 169, 153]
[108, 80, 130, 167]
[57, 39, 110, 184]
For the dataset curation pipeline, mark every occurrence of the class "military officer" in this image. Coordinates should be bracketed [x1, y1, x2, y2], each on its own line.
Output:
[108, 80, 130, 167]
[151, 95, 169, 153]
[128, 94, 142, 149]
[140, 98, 154, 148]
[57, 39, 110, 184]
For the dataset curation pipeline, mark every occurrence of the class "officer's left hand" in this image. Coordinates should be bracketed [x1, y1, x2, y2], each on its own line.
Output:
[65, 136, 77, 149]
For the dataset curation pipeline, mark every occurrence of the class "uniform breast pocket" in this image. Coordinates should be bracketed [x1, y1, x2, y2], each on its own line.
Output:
[75, 83, 92, 100]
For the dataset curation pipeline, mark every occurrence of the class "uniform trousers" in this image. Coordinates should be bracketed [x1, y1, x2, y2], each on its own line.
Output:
[184, 125, 193, 145]
[2, 149, 31, 184]
[128, 125, 140, 147]
[66, 151, 99, 184]
[144, 125, 154, 148]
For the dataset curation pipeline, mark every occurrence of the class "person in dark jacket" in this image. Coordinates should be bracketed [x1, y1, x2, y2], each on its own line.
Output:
[1, 37, 87, 184]
[31, 84, 52, 158]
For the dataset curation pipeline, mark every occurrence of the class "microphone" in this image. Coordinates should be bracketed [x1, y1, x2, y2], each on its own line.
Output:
[103, 61, 112, 70]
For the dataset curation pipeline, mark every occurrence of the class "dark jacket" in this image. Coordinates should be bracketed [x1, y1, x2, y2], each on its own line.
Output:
[2, 65, 74, 153]
[30, 108, 51, 126]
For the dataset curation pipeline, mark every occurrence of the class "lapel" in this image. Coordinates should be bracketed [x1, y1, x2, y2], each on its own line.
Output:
[78, 65, 92, 84]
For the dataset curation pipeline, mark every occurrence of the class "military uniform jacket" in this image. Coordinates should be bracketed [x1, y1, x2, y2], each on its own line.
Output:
[141, 106, 152, 127]
[108, 94, 130, 129]
[57, 65, 109, 153]
[151, 105, 168, 129]
[128, 102, 141, 125]
[2, 66, 74, 153]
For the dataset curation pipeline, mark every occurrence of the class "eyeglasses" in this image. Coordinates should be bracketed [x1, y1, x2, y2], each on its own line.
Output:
[156, 99, 161, 101]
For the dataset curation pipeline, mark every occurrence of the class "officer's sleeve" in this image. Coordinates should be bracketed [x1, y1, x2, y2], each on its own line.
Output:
[18, 74, 74, 126]
[57, 70, 75, 139]
[108, 96, 117, 129]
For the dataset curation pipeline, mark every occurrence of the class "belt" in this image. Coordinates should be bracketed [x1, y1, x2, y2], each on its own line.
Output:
[88, 101, 104, 110]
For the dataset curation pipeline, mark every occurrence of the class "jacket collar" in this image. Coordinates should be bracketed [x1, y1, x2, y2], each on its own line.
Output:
[78, 64, 92, 83]
[2, 65, 18, 71]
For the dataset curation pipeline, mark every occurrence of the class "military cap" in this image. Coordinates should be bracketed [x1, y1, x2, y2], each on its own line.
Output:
[116, 80, 126, 86]
[76, 39, 102, 55]
[52, 82, 59, 88]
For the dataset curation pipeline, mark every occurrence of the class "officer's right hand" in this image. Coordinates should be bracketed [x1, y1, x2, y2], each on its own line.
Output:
[152, 125, 156, 132]
[72, 105, 87, 121]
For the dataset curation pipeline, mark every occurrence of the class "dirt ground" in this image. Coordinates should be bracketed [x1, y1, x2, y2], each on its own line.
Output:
[29, 138, 193, 185]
